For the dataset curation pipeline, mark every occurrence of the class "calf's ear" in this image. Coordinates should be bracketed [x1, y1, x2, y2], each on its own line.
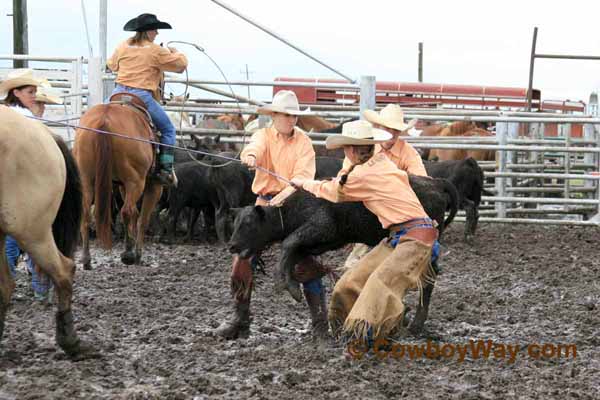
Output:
[254, 205, 266, 220]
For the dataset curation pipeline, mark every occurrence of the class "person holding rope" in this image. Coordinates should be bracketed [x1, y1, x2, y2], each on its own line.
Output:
[0, 69, 60, 303]
[216, 90, 331, 340]
[290, 120, 438, 344]
[342, 104, 429, 269]
[107, 13, 188, 185]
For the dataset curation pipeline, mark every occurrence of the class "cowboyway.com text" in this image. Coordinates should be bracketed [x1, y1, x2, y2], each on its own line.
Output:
[347, 339, 577, 363]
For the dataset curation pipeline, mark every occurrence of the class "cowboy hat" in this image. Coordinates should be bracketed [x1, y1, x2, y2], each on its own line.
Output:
[363, 104, 417, 132]
[124, 13, 172, 32]
[257, 90, 312, 116]
[325, 120, 392, 149]
[35, 78, 63, 105]
[0, 69, 41, 99]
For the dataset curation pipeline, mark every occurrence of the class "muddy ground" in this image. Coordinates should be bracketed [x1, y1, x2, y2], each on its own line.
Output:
[1, 222, 599, 399]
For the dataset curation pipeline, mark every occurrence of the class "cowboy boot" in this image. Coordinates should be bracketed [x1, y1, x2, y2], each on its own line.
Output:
[215, 256, 253, 339]
[155, 147, 177, 187]
[303, 284, 329, 340]
[214, 292, 251, 340]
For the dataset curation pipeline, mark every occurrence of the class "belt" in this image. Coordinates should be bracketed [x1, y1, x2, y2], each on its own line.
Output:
[258, 192, 279, 201]
[388, 218, 438, 247]
[388, 217, 435, 234]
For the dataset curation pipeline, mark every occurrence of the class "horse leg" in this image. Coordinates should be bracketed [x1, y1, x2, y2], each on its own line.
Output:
[26, 231, 84, 356]
[0, 233, 16, 343]
[135, 183, 163, 264]
[79, 174, 94, 270]
[120, 183, 144, 265]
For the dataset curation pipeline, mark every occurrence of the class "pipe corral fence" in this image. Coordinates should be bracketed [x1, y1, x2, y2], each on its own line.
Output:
[2, 54, 600, 227]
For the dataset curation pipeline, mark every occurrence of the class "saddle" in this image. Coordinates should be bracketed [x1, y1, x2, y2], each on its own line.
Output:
[109, 93, 157, 134]
[108, 92, 163, 181]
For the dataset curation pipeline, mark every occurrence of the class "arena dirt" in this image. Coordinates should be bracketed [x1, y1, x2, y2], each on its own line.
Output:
[1, 223, 599, 399]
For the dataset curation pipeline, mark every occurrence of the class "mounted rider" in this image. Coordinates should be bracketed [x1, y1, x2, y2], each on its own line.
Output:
[107, 13, 188, 185]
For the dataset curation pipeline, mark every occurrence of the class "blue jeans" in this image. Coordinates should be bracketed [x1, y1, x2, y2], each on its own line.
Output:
[5, 236, 52, 296]
[111, 84, 176, 146]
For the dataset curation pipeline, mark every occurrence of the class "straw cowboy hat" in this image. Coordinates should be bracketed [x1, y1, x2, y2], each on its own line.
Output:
[325, 120, 392, 149]
[35, 78, 63, 105]
[124, 13, 172, 32]
[257, 90, 312, 116]
[0, 69, 41, 99]
[363, 104, 417, 132]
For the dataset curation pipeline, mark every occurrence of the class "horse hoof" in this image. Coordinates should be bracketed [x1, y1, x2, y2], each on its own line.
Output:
[121, 252, 136, 265]
[67, 340, 102, 361]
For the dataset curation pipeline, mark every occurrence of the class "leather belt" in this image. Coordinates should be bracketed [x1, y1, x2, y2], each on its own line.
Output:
[388, 218, 438, 246]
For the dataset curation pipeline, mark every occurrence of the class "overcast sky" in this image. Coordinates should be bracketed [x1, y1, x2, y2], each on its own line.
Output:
[2, 0, 600, 105]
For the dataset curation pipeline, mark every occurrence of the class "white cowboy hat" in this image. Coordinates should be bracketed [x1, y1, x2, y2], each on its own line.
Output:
[35, 78, 63, 105]
[257, 90, 312, 116]
[0, 69, 41, 99]
[363, 104, 417, 132]
[325, 120, 392, 149]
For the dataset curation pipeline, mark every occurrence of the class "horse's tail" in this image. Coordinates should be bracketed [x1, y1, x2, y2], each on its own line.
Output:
[441, 178, 459, 229]
[91, 107, 114, 249]
[52, 136, 83, 258]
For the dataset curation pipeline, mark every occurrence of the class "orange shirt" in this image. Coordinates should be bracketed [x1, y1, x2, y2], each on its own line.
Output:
[241, 126, 316, 197]
[303, 153, 428, 228]
[107, 40, 188, 95]
[341, 139, 428, 176]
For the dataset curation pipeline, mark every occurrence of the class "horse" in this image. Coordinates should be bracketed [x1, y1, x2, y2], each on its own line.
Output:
[0, 106, 85, 356]
[73, 95, 163, 269]
[422, 121, 495, 161]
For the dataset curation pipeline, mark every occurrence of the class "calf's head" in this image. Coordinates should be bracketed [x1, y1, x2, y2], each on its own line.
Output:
[228, 206, 271, 258]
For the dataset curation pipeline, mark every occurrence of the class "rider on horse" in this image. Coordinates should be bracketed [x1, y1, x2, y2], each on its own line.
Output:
[107, 13, 188, 185]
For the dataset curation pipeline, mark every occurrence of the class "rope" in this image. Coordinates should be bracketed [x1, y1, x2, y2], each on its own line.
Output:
[28, 114, 292, 185]
[165, 41, 250, 169]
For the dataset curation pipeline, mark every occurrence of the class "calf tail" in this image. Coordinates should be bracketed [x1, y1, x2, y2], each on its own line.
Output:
[442, 178, 459, 229]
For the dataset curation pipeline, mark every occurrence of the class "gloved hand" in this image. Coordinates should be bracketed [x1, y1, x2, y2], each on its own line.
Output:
[241, 155, 257, 169]
[268, 186, 296, 207]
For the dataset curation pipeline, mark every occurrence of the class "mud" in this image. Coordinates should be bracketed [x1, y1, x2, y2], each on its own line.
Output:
[1, 223, 599, 399]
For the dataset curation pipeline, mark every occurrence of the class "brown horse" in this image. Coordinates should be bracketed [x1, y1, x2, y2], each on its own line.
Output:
[425, 121, 495, 161]
[244, 114, 338, 132]
[73, 99, 163, 269]
[0, 107, 85, 356]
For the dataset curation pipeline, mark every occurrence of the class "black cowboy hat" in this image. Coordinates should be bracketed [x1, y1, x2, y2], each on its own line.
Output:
[123, 13, 172, 32]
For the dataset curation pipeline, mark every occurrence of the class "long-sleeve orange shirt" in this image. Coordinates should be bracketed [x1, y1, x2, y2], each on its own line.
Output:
[107, 40, 188, 95]
[303, 153, 428, 228]
[341, 139, 428, 176]
[241, 126, 316, 197]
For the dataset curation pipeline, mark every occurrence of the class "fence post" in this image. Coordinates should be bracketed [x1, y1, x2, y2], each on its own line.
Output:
[88, 56, 103, 107]
[70, 57, 83, 116]
[495, 121, 508, 218]
[563, 123, 572, 207]
[359, 75, 376, 120]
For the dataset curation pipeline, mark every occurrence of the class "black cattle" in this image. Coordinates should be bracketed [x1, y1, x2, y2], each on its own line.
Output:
[228, 175, 458, 333]
[207, 156, 347, 243]
[424, 157, 491, 241]
[161, 161, 220, 243]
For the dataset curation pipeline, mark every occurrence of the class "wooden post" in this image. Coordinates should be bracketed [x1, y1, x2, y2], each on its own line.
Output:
[99, 0, 108, 67]
[526, 27, 538, 112]
[418, 42, 423, 82]
[12, 0, 28, 68]
[359, 75, 376, 119]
